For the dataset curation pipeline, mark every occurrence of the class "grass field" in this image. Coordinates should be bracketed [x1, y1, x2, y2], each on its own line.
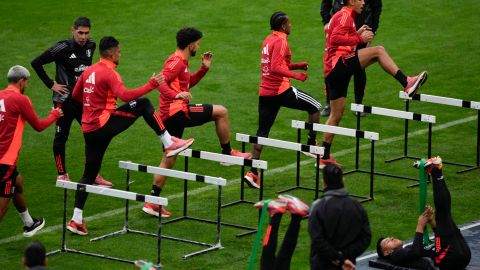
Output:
[1, 0, 479, 269]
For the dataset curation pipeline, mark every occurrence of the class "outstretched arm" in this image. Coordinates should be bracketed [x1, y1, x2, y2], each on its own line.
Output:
[112, 72, 164, 102]
[20, 96, 62, 131]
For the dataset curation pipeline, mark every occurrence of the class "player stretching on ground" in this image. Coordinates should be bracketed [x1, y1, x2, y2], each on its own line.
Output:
[66, 37, 194, 235]
[377, 157, 471, 270]
[142, 27, 251, 218]
[0, 65, 63, 237]
[31, 17, 112, 187]
[243, 11, 322, 189]
[320, 0, 427, 167]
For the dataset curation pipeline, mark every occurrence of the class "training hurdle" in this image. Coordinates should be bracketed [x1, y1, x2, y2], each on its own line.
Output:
[90, 161, 226, 259]
[290, 120, 379, 202]
[399, 91, 480, 173]
[234, 133, 324, 199]
[351, 104, 436, 186]
[166, 148, 268, 237]
[47, 180, 167, 267]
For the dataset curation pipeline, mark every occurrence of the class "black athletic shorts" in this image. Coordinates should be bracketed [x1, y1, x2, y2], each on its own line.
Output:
[0, 164, 18, 198]
[325, 52, 361, 100]
[164, 104, 213, 138]
[257, 87, 321, 138]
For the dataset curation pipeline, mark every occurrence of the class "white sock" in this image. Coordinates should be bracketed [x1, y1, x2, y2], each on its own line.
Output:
[72, 208, 83, 224]
[160, 131, 173, 148]
[19, 210, 34, 227]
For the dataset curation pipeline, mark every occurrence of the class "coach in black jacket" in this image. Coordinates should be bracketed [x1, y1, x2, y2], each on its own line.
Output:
[308, 165, 371, 270]
[319, 0, 382, 117]
[31, 17, 99, 183]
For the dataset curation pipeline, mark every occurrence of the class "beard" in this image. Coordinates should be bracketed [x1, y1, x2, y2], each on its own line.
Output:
[190, 48, 197, 57]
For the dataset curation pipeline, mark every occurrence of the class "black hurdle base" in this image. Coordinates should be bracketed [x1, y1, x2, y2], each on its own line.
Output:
[47, 189, 163, 268]
[356, 112, 430, 188]
[397, 100, 480, 174]
[221, 142, 265, 237]
[278, 128, 374, 203]
[90, 170, 223, 259]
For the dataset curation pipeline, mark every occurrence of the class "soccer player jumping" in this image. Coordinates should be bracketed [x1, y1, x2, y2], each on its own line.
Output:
[66, 37, 194, 235]
[143, 27, 251, 218]
[321, 0, 428, 167]
[243, 12, 322, 189]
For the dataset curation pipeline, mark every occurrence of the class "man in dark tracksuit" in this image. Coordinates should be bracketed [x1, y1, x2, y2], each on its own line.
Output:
[377, 157, 471, 270]
[31, 17, 111, 187]
[308, 165, 371, 270]
[320, 0, 382, 117]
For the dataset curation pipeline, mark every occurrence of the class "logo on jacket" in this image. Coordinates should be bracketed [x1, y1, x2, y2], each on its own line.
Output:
[83, 86, 94, 94]
[86, 49, 91, 58]
[69, 53, 77, 59]
[75, 64, 88, 73]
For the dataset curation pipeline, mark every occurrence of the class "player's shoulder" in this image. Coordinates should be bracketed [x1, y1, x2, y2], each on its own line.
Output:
[164, 54, 185, 69]
[85, 38, 96, 49]
[49, 39, 71, 53]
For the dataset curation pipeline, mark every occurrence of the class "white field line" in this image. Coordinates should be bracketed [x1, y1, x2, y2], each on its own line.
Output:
[0, 115, 476, 245]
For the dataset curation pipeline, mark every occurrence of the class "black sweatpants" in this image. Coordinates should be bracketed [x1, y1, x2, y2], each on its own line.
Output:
[53, 98, 82, 175]
[430, 168, 471, 270]
[74, 98, 164, 209]
[260, 214, 302, 270]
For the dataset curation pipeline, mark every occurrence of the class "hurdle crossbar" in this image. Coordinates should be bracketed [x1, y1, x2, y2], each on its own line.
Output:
[47, 180, 166, 268]
[290, 120, 379, 202]
[351, 104, 436, 187]
[167, 149, 268, 237]
[399, 91, 480, 173]
[236, 133, 324, 201]
[91, 161, 226, 259]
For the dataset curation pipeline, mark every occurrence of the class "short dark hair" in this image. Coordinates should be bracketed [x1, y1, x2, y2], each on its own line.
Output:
[99, 36, 119, 57]
[73, 16, 91, 29]
[176, 27, 203, 49]
[322, 164, 344, 189]
[270, 11, 288, 31]
[24, 241, 46, 267]
[376, 238, 386, 258]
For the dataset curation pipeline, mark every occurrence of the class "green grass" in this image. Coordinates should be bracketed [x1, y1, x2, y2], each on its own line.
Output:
[1, 0, 479, 269]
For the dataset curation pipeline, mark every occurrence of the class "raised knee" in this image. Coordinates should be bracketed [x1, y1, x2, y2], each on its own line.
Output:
[374, 46, 386, 54]
[214, 105, 228, 118]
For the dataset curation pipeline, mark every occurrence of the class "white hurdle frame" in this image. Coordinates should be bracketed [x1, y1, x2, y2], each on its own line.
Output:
[90, 161, 226, 259]
[235, 133, 324, 200]
[399, 91, 480, 173]
[351, 104, 436, 187]
[47, 180, 167, 268]
[168, 149, 267, 237]
[290, 120, 379, 202]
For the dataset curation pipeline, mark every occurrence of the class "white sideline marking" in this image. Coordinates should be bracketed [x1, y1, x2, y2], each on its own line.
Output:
[0, 115, 476, 245]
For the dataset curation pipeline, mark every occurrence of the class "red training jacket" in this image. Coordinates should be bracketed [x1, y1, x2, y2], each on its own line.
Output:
[72, 58, 160, 133]
[259, 31, 308, 97]
[324, 7, 364, 77]
[157, 50, 209, 120]
[0, 85, 60, 165]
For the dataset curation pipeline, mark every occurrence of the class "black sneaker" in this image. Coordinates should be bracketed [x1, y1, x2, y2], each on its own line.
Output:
[23, 217, 45, 237]
[320, 104, 330, 117]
